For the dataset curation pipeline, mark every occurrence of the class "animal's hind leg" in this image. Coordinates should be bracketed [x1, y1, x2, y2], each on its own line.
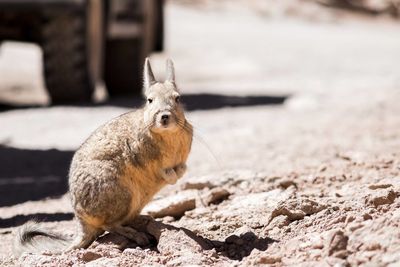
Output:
[106, 225, 150, 246]
[66, 220, 103, 251]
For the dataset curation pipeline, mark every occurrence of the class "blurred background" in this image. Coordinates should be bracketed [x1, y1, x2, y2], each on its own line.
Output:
[0, 0, 399, 106]
[0, 0, 399, 215]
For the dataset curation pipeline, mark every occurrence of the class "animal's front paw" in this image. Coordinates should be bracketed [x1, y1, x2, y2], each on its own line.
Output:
[174, 163, 187, 178]
[160, 168, 178, 184]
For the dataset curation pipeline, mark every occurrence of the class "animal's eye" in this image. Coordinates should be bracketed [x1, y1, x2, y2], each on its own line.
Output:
[175, 96, 180, 103]
[147, 98, 153, 104]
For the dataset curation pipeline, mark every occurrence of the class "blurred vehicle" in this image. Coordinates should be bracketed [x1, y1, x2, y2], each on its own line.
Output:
[0, 0, 164, 104]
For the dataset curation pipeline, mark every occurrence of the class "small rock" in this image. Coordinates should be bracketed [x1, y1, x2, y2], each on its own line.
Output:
[362, 213, 372, 220]
[346, 222, 363, 232]
[203, 188, 230, 205]
[336, 153, 351, 161]
[181, 181, 214, 190]
[364, 242, 381, 251]
[276, 179, 297, 189]
[269, 206, 306, 223]
[206, 223, 220, 231]
[80, 251, 102, 262]
[345, 215, 355, 224]
[368, 184, 393, 190]
[268, 197, 326, 225]
[266, 215, 290, 230]
[333, 250, 349, 259]
[366, 189, 397, 207]
[258, 254, 282, 264]
[319, 165, 327, 172]
[143, 190, 196, 218]
[325, 229, 348, 258]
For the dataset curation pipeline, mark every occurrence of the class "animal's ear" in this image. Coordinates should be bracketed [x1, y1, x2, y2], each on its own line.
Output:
[166, 59, 175, 84]
[144, 57, 156, 91]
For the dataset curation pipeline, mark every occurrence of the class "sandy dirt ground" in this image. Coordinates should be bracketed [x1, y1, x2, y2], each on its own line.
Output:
[1, 1, 400, 266]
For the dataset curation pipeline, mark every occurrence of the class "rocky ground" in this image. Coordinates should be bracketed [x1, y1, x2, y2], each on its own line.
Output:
[1, 1, 400, 266]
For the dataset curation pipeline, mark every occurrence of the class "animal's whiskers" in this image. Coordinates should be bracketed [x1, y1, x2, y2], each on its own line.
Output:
[176, 118, 222, 170]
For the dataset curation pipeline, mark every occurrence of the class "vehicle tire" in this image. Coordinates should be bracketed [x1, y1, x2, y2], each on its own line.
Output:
[153, 0, 164, 52]
[41, 11, 94, 104]
[104, 0, 156, 96]
[104, 39, 143, 96]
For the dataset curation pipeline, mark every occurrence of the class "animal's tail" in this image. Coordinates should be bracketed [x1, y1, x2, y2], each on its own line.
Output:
[13, 221, 72, 257]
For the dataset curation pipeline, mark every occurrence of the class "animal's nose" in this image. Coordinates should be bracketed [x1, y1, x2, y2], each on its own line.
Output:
[161, 114, 170, 125]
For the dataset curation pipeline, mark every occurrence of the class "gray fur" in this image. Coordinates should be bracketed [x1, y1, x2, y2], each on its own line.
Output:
[13, 59, 193, 256]
[14, 221, 70, 257]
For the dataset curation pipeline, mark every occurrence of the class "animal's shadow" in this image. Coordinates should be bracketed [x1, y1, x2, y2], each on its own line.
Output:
[97, 217, 277, 261]
[0, 93, 289, 112]
[0, 145, 73, 207]
[0, 214, 275, 261]
[0, 212, 74, 229]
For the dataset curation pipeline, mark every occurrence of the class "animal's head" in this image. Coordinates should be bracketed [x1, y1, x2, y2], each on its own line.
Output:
[143, 58, 186, 133]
